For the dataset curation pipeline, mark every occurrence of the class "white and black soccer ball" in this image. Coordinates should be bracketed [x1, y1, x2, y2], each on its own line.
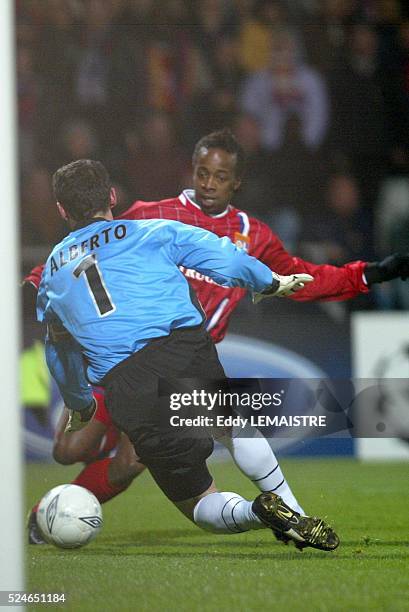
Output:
[37, 484, 103, 549]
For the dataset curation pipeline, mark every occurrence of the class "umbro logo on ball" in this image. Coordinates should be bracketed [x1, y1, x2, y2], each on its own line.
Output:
[79, 516, 103, 528]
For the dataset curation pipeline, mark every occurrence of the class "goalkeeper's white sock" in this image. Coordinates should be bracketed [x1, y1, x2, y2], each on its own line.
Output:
[217, 431, 304, 514]
[193, 492, 265, 534]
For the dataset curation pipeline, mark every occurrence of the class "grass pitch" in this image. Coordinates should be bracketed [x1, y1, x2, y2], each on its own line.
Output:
[26, 458, 409, 611]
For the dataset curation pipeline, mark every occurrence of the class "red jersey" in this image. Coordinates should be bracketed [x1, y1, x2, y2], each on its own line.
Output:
[26, 189, 369, 344]
[117, 190, 369, 343]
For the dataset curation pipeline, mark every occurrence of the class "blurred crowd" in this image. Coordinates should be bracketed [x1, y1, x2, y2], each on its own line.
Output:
[16, 0, 409, 308]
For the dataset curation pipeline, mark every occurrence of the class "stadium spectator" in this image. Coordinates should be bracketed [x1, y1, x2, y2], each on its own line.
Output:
[301, 0, 358, 72]
[194, 0, 239, 75]
[33, 0, 80, 156]
[375, 146, 409, 308]
[74, 0, 115, 112]
[376, 148, 409, 254]
[17, 45, 40, 174]
[186, 35, 243, 145]
[124, 112, 190, 200]
[399, 21, 409, 101]
[52, 119, 100, 172]
[302, 173, 372, 268]
[231, 113, 275, 220]
[328, 23, 388, 207]
[389, 21, 409, 149]
[238, 0, 290, 73]
[240, 28, 329, 151]
[73, 0, 139, 145]
[144, 1, 198, 114]
[212, 35, 243, 108]
[20, 167, 65, 247]
[268, 114, 330, 229]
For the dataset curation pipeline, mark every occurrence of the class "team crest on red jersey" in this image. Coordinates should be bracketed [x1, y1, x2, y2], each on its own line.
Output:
[234, 232, 250, 252]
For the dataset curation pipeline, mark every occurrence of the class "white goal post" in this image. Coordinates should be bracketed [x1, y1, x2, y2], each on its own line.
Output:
[0, 0, 24, 594]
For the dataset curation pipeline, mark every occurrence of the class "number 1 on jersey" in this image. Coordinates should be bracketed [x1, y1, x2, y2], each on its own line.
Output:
[73, 254, 115, 316]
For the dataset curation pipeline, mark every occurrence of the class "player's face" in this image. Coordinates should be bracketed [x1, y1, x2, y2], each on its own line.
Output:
[193, 147, 241, 215]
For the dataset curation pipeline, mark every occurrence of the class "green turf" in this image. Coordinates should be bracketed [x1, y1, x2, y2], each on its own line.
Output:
[26, 458, 409, 612]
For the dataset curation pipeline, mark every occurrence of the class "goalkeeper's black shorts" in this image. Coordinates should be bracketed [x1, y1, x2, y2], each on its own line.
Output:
[104, 324, 226, 502]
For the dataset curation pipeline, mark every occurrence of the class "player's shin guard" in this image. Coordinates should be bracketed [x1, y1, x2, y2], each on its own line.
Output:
[193, 492, 265, 534]
[72, 457, 131, 504]
[217, 431, 304, 514]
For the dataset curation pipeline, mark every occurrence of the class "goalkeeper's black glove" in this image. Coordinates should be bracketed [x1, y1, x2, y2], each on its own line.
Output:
[364, 254, 409, 286]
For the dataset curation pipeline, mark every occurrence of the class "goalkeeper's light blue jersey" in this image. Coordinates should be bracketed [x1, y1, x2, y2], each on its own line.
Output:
[38, 218, 273, 383]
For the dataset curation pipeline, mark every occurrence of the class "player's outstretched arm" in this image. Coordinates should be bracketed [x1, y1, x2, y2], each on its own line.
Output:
[257, 225, 409, 302]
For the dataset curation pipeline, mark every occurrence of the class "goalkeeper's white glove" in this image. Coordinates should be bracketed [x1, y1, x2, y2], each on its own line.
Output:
[253, 272, 314, 303]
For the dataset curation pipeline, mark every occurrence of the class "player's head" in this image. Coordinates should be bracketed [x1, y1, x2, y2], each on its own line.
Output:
[192, 129, 244, 215]
[52, 159, 116, 223]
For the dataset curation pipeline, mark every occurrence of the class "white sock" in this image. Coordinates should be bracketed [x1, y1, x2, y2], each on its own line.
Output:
[217, 429, 304, 514]
[193, 492, 265, 534]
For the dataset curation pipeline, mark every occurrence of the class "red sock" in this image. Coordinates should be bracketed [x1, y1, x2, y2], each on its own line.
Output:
[72, 457, 130, 504]
[31, 457, 129, 513]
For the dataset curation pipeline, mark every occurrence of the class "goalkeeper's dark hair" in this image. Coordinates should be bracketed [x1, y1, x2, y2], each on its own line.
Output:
[52, 159, 111, 222]
[193, 129, 245, 178]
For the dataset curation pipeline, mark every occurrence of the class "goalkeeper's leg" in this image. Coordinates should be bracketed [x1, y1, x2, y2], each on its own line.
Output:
[131, 428, 338, 551]
[190, 488, 339, 551]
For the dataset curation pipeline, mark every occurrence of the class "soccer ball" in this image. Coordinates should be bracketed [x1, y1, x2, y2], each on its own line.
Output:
[37, 484, 103, 549]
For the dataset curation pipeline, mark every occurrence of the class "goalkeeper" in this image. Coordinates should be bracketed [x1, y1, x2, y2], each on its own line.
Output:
[36, 158, 341, 551]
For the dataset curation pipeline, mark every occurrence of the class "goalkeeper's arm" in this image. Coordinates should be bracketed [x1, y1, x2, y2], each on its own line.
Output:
[45, 325, 96, 429]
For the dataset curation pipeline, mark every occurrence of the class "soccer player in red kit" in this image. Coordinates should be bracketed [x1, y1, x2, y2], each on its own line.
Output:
[28, 129, 409, 543]
[119, 130, 373, 343]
